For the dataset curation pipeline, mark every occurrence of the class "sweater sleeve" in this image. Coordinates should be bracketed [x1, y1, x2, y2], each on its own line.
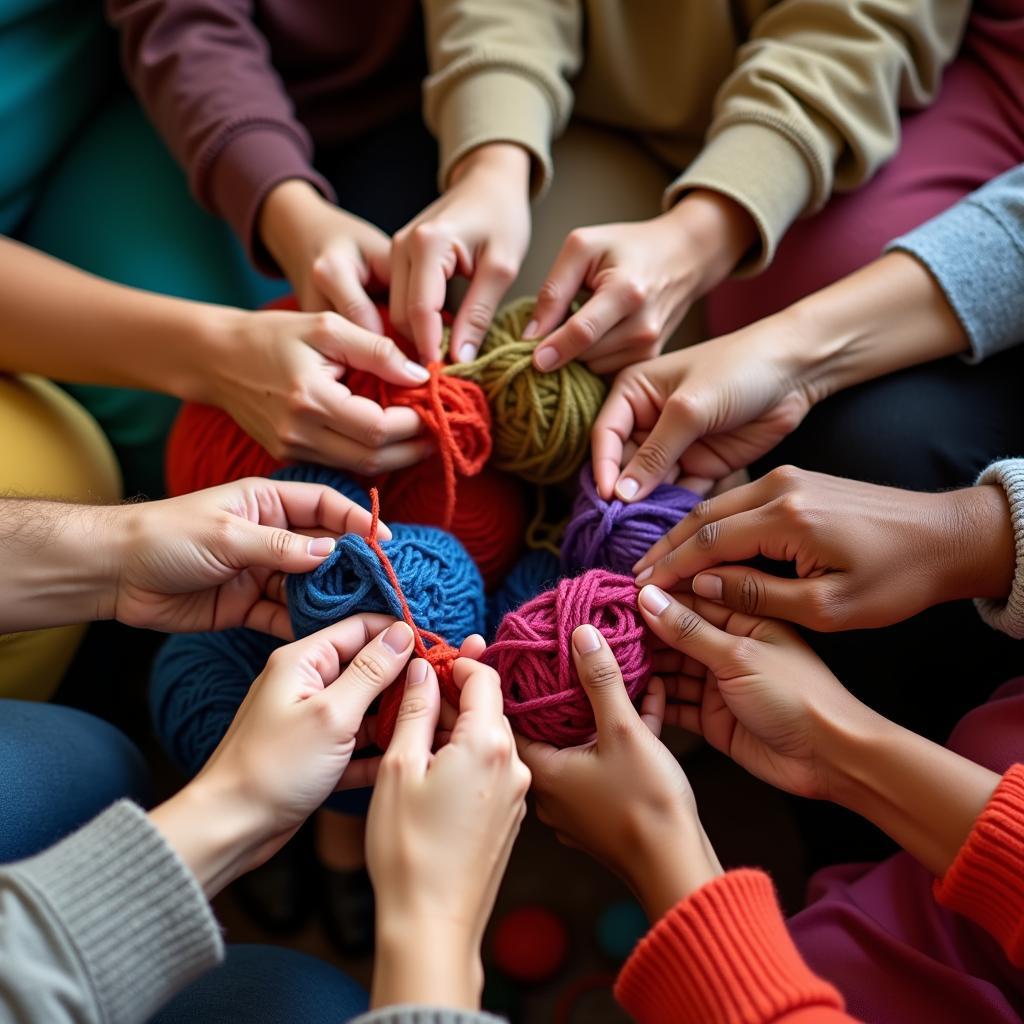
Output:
[349, 1008, 506, 1024]
[615, 869, 855, 1024]
[106, 0, 334, 274]
[885, 165, 1024, 363]
[935, 764, 1024, 965]
[421, 0, 582, 197]
[669, 0, 969, 274]
[0, 800, 223, 1024]
[973, 460, 1024, 639]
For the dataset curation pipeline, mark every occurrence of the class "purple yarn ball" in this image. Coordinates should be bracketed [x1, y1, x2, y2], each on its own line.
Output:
[561, 466, 701, 575]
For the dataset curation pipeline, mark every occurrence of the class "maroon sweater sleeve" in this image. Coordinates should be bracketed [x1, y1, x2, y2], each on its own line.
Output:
[107, 0, 335, 273]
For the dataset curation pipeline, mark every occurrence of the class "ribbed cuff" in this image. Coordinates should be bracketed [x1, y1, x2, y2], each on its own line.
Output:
[205, 125, 336, 275]
[9, 801, 223, 1024]
[665, 121, 816, 275]
[887, 200, 1024, 365]
[429, 67, 556, 198]
[974, 460, 1024, 639]
[349, 1006, 506, 1024]
[935, 764, 1024, 966]
[615, 869, 845, 1024]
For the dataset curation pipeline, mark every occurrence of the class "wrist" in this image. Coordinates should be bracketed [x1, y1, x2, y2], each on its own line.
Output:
[935, 485, 1015, 603]
[185, 305, 255, 406]
[259, 178, 322, 269]
[449, 142, 531, 194]
[665, 189, 757, 293]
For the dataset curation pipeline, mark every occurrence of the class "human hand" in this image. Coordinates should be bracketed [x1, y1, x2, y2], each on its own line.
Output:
[149, 615, 417, 896]
[390, 143, 531, 363]
[111, 477, 386, 637]
[527, 190, 756, 376]
[203, 306, 433, 473]
[260, 180, 391, 329]
[366, 656, 530, 1009]
[517, 624, 721, 921]
[635, 467, 1015, 631]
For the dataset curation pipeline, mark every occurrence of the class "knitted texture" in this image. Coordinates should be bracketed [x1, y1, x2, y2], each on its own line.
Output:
[561, 465, 701, 575]
[445, 297, 606, 485]
[615, 869, 847, 1024]
[486, 548, 560, 639]
[974, 460, 1024, 639]
[380, 460, 527, 590]
[484, 569, 652, 745]
[934, 763, 1024, 966]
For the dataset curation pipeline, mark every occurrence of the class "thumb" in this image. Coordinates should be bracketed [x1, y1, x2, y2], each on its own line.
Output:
[637, 585, 738, 677]
[383, 658, 440, 776]
[570, 624, 640, 739]
[224, 519, 338, 574]
[692, 568, 825, 630]
[307, 313, 431, 387]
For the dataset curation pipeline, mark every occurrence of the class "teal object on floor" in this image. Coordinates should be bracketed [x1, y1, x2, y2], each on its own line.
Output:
[596, 900, 649, 961]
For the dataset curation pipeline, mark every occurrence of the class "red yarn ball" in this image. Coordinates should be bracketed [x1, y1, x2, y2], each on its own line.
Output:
[380, 462, 526, 590]
[491, 906, 569, 984]
[165, 402, 284, 496]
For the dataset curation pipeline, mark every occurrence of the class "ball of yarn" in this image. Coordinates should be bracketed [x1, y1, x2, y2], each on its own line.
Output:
[445, 297, 606, 485]
[271, 463, 371, 508]
[151, 627, 282, 776]
[596, 900, 648, 961]
[166, 402, 283, 495]
[484, 569, 652, 745]
[288, 522, 485, 645]
[491, 906, 570, 984]
[381, 461, 526, 590]
[561, 465, 701, 575]
[486, 548, 560, 639]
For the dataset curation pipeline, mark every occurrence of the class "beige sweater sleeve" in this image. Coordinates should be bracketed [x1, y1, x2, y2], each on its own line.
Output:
[421, 0, 581, 196]
[674, 0, 970, 273]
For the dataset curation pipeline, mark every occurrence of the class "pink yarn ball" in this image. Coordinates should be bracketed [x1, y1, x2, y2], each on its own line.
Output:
[484, 569, 652, 746]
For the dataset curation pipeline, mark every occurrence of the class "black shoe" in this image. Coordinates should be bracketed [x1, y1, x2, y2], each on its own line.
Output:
[318, 865, 376, 957]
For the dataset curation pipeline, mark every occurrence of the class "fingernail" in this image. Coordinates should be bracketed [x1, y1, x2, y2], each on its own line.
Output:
[693, 574, 723, 600]
[639, 585, 671, 616]
[404, 359, 430, 382]
[382, 621, 414, 654]
[522, 319, 539, 340]
[307, 536, 335, 557]
[616, 477, 639, 501]
[407, 659, 428, 685]
[573, 624, 601, 655]
[635, 566, 652, 584]
[534, 346, 558, 371]
[458, 343, 477, 363]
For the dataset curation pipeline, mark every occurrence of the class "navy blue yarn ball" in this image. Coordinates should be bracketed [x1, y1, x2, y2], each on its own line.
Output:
[270, 464, 371, 508]
[288, 523, 486, 645]
[486, 548, 561, 640]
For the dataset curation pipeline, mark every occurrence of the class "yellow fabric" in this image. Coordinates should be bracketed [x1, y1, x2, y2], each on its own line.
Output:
[423, 0, 969, 272]
[0, 375, 121, 700]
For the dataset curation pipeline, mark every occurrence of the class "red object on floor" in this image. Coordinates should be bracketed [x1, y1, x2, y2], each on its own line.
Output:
[490, 905, 570, 984]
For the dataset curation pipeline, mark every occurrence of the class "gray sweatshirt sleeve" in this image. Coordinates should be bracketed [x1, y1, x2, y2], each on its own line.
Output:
[975, 459, 1024, 639]
[885, 164, 1024, 363]
[350, 1007, 506, 1023]
[0, 800, 223, 1024]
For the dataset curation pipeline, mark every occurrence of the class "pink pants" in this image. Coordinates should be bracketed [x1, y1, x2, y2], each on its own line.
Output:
[707, 1, 1024, 335]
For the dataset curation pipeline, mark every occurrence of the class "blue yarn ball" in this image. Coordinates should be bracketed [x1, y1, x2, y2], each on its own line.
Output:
[150, 627, 281, 776]
[486, 548, 561, 640]
[270, 463, 371, 508]
[288, 523, 486, 645]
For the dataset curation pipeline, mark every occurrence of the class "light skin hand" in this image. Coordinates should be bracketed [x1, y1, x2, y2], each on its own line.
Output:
[528, 190, 756, 376]
[149, 615, 416, 898]
[390, 143, 532, 364]
[636, 587, 1002, 877]
[259, 180, 392, 330]
[516, 624, 721, 922]
[634, 466, 1015, 632]
[367, 657, 531, 1010]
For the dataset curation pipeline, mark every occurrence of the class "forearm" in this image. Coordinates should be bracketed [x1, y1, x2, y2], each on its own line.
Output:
[0, 237, 232, 400]
[827, 708, 1000, 877]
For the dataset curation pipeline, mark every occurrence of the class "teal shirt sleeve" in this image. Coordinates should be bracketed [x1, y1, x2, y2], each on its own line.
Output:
[886, 164, 1024, 364]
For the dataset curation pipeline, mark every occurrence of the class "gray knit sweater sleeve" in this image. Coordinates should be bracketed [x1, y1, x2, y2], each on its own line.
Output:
[350, 1007, 506, 1023]
[975, 459, 1024, 639]
[0, 800, 223, 1024]
[886, 164, 1024, 363]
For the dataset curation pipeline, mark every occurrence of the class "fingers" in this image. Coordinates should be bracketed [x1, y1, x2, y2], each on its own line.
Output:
[523, 240, 586, 347]
[265, 613, 395, 684]
[395, 225, 452, 363]
[591, 387, 634, 500]
[691, 567, 826, 628]
[532, 286, 637, 372]
[570, 623, 638, 737]
[221, 518, 340, 575]
[459, 633, 487, 661]
[451, 657, 506, 726]
[310, 257, 384, 333]
[310, 382, 423, 447]
[382, 658, 441, 776]
[325, 619, 417, 720]
[306, 312, 430, 387]
[638, 675, 666, 737]
[637, 586, 740, 676]
[513, 730, 559, 774]
[450, 253, 517, 362]
[253, 478, 390, 541]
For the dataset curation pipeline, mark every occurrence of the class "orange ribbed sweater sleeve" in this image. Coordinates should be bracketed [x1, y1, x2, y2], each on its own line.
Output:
[935, 763, 1024, 965]
[615, 868, 853, 1024]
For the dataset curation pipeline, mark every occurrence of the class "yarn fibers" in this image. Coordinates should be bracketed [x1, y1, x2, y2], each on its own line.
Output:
[484, 569, 652, 746]
[561, 465, 702, 575]
[445, 298, 607, 485]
